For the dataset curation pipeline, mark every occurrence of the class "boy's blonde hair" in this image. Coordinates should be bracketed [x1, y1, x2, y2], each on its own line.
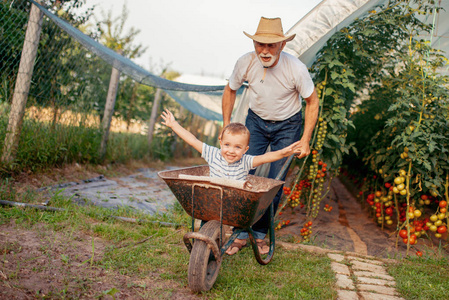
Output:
[220, 123, 250, 144]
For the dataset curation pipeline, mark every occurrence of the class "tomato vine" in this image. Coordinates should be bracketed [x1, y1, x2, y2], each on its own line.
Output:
[279, 0, 449, 253]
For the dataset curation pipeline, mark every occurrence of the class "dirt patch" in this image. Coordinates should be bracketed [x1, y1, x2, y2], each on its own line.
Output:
[1, 159, 209, 299]
[275, 170, 449, 259]
[0, 221, 200, 300]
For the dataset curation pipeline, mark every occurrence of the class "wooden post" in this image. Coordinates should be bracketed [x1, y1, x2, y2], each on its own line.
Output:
[99, 61, 121, 160]
[1, 1, 43, 165]
[147, 87, 162, 147]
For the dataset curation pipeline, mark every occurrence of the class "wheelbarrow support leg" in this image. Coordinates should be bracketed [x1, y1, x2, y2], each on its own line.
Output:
[248, 202, 275, 265]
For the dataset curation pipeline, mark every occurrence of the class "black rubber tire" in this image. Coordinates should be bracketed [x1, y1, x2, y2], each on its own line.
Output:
[188, 220, 223, 292]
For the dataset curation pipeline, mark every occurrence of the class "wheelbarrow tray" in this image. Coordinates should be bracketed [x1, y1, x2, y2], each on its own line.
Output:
[158, 165, 284, 228]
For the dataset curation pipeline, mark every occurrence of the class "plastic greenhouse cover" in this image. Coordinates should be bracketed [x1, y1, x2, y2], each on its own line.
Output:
[284, 0, 449, 67]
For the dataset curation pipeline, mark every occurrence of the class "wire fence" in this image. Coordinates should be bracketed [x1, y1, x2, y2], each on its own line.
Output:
[0, 0, 221, 171]
[1, 0, 156, 132]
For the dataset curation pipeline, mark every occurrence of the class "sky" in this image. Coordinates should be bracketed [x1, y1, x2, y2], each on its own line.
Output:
[86, 0, 323, 80]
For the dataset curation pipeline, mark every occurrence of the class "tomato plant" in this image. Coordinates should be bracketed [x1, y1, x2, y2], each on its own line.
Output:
[278, 0, 449, 251]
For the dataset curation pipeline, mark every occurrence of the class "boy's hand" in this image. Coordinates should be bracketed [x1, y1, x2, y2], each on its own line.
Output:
[161, 109, 177, 128]
[281, 141, 302, 157]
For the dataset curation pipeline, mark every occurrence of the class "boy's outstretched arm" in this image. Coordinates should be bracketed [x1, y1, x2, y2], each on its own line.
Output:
[252, 141, 301, 168]
[161, 109, 203, 153]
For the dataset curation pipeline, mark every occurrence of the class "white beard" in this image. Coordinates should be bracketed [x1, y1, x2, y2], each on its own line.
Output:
[258, 53, 278, 68]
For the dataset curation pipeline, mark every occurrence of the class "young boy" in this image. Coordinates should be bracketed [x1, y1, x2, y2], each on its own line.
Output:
[161, 109, 301, 255]
[161, 109, 301, 180]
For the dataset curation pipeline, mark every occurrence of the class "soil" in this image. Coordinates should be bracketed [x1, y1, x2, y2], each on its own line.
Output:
[1, 159, 448, 299]
[275, 167, 449, 259]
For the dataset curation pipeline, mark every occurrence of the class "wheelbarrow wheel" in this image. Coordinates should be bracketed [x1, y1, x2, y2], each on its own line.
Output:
[188, 220, 223, 292]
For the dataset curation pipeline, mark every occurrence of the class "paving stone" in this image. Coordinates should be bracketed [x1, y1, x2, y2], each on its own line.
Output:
[335, 274, 355, 290]
[347, 256, 385, 265]
[358, 284, 398, 296]
[353, 271, 394, 281]
[359, 291, 405, 300]
[331, 262, 351, 276]
[328, 253, 345, 262]
[351, 260, 388, 274]
[356, 276, 395, 286]
[337, 289, 359, 300]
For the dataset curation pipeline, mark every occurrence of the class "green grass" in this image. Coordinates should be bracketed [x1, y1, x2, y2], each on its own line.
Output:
[0, 184, 337, 299]
[2, 168, 449, 299]
[215, 248, 335, 299]
[387, 255, 449, 300]
[0, 111, 176, 175]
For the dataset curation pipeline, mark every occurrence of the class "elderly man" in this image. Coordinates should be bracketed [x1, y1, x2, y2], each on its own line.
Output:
[222, 17, 319, 255]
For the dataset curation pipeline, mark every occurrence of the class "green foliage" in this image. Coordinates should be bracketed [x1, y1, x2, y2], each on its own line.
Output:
[346, 4, 449, 198]
[311, 0, 437, 169]
[288, 0, 449, 232]
[0, 111, 174, 174]
[13, 117, 102, 170]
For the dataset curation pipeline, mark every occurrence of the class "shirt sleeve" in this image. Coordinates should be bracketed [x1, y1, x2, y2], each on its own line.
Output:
[242, 154, 255, 171]
[201, 143, 210, 163]
[294, 59, 315, 99]
[201, 143, 220, 165]
[228, 52, 253, 91]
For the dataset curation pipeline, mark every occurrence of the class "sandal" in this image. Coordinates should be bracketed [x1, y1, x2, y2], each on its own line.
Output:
[256, 240, 269, 255]
[226, 240, 247, 255]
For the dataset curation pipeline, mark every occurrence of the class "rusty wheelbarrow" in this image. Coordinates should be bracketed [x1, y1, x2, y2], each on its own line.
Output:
[158, 163, 288, 292]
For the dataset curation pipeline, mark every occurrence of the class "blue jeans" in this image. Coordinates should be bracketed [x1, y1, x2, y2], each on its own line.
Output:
[236, 108, 303, 240]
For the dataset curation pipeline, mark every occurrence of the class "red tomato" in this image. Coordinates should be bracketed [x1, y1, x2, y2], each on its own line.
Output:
[385, 182, 392, 188]
[385, 207, 393, 215]
[399, 229, 408, 239]
[439, 200, 447, 208]
[416, 251, 423, 257]
[437, 226, 447, 234]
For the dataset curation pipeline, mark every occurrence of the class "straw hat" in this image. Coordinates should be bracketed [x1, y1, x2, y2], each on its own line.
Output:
[244, 17, 296, 44]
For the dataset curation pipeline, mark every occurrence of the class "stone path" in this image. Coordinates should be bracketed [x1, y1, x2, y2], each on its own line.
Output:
[328, 253, 404, 300]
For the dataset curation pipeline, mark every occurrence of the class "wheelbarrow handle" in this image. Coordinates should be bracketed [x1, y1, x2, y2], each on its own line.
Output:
[275, 155, 295, 181]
